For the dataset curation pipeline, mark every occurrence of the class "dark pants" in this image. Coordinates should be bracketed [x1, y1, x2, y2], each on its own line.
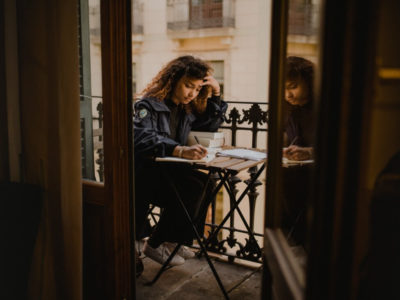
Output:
[135, 163, 215, 246]
[281, 165, 312, 246]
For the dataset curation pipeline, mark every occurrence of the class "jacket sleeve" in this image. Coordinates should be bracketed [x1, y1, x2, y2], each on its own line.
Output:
[191, 95, 228, 132]
[133, 102, 179, 158]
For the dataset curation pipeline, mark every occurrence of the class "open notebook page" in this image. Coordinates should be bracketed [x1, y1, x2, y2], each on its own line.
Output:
[216, 148, 267, 161]
[155, 147, 220, 164]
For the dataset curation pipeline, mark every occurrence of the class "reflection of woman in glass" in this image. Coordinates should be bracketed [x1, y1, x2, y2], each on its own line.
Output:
[281, 56, 316, 248]
[134, 55, 227, 267]
[283, 56, 315, 161]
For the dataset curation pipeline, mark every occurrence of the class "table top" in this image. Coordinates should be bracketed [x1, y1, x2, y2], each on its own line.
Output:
[155, 147, 313, 172]
[194, 155, 266, 173]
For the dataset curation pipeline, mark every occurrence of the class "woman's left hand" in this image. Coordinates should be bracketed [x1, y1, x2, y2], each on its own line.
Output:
[202, 74, 220, 96]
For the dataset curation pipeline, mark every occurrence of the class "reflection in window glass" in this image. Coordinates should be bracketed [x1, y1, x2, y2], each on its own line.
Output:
[79, 0, 104, 182]
[280, 0, 321, 273]
[208, 60, 224, 97]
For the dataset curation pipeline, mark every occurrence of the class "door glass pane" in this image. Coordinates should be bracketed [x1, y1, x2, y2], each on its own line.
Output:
[79, 0, 104, 182]
[280, 0, 321, 273]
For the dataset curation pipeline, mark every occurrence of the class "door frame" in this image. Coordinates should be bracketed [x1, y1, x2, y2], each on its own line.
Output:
[82, 0, 135, 299]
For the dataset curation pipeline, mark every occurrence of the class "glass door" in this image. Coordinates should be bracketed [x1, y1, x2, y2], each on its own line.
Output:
[263, 0, 322, 299]
[79, 0, 134, 299]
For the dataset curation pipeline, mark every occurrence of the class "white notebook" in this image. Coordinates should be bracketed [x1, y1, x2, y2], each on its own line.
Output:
[217, 148, 267, 161]
[155, 148, 220, 164]
[188, 131, 225, 139]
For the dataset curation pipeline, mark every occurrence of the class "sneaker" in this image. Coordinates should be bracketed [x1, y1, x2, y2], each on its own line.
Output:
[165, 242, 196, 259]
[143, 240, 185, 266]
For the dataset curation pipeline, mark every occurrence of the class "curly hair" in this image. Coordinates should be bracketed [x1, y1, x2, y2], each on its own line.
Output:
[286, 56, 314, 103]
[136, 55, 213, 113]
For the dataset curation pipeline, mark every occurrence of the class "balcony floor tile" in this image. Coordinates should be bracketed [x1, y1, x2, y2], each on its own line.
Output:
[136, 254, 262, 299]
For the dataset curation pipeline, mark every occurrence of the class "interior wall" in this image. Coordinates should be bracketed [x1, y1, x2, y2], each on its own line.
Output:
[16, 0, 82, 299]
[0, 0, 10, 182]
[353, 0, 400, 298]
[366, 0, 400, 189]
[4, 0, 22, 182]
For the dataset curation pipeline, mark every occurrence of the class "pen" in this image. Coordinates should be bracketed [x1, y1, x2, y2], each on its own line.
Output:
[289, 136, 299, 147]
[194, 136, 207, 156]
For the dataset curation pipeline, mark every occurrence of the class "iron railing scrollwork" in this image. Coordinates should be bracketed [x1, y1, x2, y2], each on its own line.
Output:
[95, 102, 104, 182]
[204, 101, 268, 263]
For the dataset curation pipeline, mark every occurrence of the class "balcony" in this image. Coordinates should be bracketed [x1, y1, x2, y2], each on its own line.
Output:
[81, 98, 268, 262]
[80, 98, 267, 297]
[167, 0, 235, 37]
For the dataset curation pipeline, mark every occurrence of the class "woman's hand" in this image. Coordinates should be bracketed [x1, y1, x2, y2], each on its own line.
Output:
[202, 74, 220, 96]
[283, 145, 313, 161]
[173, 145, 208, 160]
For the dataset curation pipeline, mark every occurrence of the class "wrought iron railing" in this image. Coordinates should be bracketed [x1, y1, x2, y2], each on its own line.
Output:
[80, 95, 104, 182]
[81, 99, 268, 263]
[204, 101, 268, 263]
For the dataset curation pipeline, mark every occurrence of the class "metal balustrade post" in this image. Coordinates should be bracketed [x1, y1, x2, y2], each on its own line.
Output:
[245, 166, 262, 231]
[226, 175, 241, 262]
[225, 107, 240, 146]
[206, 172, 220, 251]
[96, 149, 104, 182]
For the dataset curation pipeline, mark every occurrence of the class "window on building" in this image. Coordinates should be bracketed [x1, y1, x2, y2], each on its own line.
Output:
[167, 0, 234, 31]
[189, 0, 223, 29]
[132, 62, 137, 96]
[288, 0, 318, 36]
[208, 60, 224, 97]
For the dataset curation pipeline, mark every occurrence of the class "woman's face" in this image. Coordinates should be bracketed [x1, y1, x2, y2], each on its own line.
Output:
[285, 79, 310, 106]
[172, 76, 203, 105]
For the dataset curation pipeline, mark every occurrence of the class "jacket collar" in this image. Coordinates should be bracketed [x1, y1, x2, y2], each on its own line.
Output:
[139, 97, 170, 112]
[138, 97, 196, 122]
[187, 113, 196, 122]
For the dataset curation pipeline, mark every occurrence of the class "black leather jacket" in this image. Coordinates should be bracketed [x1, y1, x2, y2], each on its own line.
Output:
[133, 95, 227, 164]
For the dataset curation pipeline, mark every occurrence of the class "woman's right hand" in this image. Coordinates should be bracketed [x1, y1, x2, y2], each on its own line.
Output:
[283, 145, 313, 161]
[173, 145, 208, 160]
[202, 74, 221, 96]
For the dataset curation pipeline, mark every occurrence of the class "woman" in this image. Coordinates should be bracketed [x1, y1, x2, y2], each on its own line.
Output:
[134, 55, 227, 266]
[283, 56, 315, 161]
